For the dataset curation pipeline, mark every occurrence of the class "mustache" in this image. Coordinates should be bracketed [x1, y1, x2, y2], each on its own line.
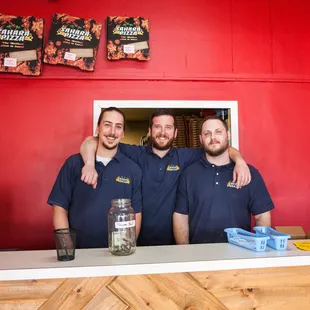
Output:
[156, 134, 169, 139]
[104, 134, 117, 139]
[209, 139, 220, 145]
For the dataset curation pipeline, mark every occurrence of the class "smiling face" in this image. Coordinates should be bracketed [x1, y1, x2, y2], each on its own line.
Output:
[148, 115, 177, 151]
[96, 110, 125, 150]
[200, 119, 230, 157]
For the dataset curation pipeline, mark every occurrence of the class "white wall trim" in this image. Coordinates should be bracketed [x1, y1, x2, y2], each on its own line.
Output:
[93, 100, 239, 148]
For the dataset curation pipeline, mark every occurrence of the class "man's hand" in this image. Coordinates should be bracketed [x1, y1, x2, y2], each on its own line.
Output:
[233, 159, 251, 189]
[81, 164, 98, 189]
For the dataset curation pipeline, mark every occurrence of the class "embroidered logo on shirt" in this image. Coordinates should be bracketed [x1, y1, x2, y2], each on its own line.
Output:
[166, 165, 180, 171]
[227, 181, 238, 188]
[116, 176, 130, 184]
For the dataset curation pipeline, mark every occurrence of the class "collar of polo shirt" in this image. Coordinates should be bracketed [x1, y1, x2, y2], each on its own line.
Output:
[95, 148, 124, 164]
[200, 155, 234, 170]
[146, 145, 174, 157]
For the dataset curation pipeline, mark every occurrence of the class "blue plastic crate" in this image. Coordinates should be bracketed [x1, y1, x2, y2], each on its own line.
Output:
[253, 226, 290, 250]
[224, 228, 270, 252]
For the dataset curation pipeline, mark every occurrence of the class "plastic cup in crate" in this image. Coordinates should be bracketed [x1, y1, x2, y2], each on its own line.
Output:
[253, 226, 290, 250]
[224, 228, 270, 252]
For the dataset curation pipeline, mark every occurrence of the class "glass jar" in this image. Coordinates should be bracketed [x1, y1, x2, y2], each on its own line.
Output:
[108, 198, 136, 256]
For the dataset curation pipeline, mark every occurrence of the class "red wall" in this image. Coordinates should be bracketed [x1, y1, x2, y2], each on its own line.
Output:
[1, 0, 310, 250]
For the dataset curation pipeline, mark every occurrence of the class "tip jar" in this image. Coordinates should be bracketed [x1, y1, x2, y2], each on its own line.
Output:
[108, 198, 136, 256]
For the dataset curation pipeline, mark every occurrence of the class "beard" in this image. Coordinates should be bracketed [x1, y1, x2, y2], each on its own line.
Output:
[204, 139, 229, 157]
[151, 134, 175, 151]
[101, 135, 118, 150]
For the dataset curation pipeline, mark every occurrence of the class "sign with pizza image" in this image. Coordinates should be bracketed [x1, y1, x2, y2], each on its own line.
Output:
[0, 13, 44, 76]
[107, 16, 150, 61]
[44, 13, 103, 71]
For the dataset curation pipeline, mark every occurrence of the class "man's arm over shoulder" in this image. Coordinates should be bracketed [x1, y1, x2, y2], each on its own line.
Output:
[129, 160, 143, 238]
[248, 166, 274, 226]
[118, 143, 144, 164]
[80, 136, 99, 189]
[173, 169, 191, 244]
[228, 147, 251, 188]
[180, 147, 203, 168]
[80, 137, 144, 188]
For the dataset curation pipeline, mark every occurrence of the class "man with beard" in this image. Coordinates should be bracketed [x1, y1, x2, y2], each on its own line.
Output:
[80, 109, 251, 246]
[48, 107, 142, 248]
[173, 116, 274, 244]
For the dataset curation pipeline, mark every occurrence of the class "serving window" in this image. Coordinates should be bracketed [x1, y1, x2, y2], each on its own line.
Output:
[93, 100, 239, 149]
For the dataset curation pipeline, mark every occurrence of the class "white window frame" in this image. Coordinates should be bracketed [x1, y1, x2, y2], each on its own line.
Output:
[93, 100, 239, 148]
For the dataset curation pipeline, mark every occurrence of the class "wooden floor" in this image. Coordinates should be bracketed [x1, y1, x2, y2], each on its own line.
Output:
[1, 266, 310, 309]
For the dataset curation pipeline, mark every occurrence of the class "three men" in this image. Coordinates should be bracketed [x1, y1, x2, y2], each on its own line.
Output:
[48, 107, 142, 248]
[80, 109, 251, 246]
[173, 116, 274, 244]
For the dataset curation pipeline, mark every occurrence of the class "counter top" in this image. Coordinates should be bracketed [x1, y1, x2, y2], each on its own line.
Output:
[1, 241, 310, 281]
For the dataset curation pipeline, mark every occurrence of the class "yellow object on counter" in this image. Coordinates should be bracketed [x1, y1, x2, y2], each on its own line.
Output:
[294, 242, 310, 251]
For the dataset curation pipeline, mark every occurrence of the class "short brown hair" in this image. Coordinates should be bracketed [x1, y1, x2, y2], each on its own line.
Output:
[200, 115, 228, 133]
[97, 107, 126, 130]
[149, 108, 176, 128]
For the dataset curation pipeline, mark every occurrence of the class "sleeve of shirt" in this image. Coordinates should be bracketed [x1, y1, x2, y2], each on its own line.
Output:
[130, 165, 142, 214]
[248, 168, 275, 215]
[47, 158, 74, 210]
[181, 147, 204, 168]
[175, 171, 190, 215]
[119, 143, 144, 165]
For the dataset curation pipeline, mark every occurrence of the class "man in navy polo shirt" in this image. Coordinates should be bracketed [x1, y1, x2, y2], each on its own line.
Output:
[80, 109, 251, 246]
[173, 116, 274, 244]
[48, 107, 142, 249]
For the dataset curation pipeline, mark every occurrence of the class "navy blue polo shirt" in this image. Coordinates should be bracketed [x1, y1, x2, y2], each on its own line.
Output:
[48, 151, 142, 249]
[119, 143, 203, 246]
[175, 156, 274, 244]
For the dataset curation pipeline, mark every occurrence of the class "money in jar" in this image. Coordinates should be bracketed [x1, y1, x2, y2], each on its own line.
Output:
[108, 198, 136, 255]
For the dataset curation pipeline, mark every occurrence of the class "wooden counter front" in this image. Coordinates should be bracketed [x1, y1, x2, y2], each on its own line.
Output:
[1, 241, 310, 309]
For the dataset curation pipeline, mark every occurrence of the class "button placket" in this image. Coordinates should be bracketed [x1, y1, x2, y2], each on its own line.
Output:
[214, 167, 220, 187]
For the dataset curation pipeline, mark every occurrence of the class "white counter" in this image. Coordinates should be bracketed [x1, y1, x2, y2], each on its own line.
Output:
[1, 241, 310, 281]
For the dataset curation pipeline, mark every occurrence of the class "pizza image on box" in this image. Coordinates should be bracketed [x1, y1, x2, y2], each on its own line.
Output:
[107, 16, 149, 61]
[0, 13, 44, 76]
[44, 13, 103, 71]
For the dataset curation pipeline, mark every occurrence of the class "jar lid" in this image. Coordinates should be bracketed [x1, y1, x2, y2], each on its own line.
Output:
[111, 198, 131, 206]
